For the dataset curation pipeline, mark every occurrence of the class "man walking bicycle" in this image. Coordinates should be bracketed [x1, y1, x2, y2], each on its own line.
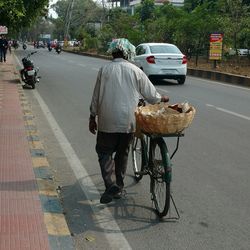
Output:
[89, 38, 169, 204]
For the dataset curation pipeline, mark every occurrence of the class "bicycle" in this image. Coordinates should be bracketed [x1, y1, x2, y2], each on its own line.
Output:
[131, 98, 187, 218]
[131, 131, 183, 218]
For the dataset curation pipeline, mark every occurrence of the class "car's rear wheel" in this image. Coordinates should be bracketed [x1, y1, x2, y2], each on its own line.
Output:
[178, 76, 186, 85]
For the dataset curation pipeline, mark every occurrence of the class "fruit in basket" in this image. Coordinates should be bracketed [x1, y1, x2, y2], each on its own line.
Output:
[143, 104, 179, 116]
[135, 102, 196, 134]
[169, 104, 182, 113]
[169, 102, 191, 113]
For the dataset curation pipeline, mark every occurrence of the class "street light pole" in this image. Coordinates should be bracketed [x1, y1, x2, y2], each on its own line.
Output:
[64, 0, 75, 44]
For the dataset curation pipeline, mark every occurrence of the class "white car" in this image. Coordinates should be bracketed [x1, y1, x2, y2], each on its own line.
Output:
[237, 49, 249, 56]
[134, 43, 187, 84]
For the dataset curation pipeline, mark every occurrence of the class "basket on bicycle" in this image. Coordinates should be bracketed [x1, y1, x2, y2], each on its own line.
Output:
[135, 102, 196, 134]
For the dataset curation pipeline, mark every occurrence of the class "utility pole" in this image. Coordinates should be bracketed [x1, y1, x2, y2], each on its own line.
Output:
[64, 0, 75, 45]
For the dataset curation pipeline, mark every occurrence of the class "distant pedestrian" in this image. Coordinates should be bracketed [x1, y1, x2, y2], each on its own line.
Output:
[13, 40, 18, 50]
[0, 35, 8, 62]
[8, 40, 12, 54]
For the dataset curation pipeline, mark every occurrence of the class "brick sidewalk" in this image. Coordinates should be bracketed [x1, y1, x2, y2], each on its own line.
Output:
[0, 54, 74, 250]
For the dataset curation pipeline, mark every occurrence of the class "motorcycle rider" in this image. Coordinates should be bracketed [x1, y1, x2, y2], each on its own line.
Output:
[55, 42, 62, 53]
[47, 41, 52, 51]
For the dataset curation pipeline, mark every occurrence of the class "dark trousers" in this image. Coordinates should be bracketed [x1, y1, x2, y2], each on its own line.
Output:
[0, 48, 7, 62]
[96, 132, 134, 190]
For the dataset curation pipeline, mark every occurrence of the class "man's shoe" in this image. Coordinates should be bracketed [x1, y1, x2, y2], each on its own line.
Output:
[100, 184, 122, 204]
[113, 189, 126, 199]
[108, 184, 121, 196]
[113, 192, 122, 199]
[100, 191, 113, 204]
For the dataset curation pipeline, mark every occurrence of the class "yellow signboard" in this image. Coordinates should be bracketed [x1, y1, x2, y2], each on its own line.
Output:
[209, 33, 223, 60]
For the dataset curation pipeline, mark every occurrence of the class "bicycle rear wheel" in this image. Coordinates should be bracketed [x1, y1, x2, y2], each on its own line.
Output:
[149, 137, 171, 218]
[131, 136, 146, 182]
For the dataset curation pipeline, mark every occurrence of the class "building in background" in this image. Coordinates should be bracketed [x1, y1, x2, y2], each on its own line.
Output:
[108, 0, 184, 14]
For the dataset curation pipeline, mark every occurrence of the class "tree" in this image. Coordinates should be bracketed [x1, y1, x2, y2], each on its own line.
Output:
[21, 17, 55, 42]
[184, 0, 204, 12]
[98, 8, 143, 50]
[144, 3, 184, 43]
[218, 0, 250, 50]
[51, 0, 102, 40]
[175, 2, 223, 64]
[0, 0, 49, 34]
[137, 0, 155, 22]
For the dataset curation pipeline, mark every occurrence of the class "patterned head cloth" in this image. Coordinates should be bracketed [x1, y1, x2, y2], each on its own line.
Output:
[107, 38, 136, 61]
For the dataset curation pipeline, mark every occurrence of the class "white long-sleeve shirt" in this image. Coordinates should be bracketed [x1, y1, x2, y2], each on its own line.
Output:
[90, 58, 161, 133]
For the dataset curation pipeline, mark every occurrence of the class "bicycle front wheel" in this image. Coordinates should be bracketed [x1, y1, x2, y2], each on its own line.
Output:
[150, 137, 171, 218]
[131, 136, 146, 182]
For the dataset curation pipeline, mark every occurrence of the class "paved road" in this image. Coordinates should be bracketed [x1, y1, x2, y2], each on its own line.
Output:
[14, 47, 250, 250]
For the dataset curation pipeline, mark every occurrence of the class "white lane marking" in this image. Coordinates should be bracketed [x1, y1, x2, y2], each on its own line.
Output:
[206, 104, 250, 121]
[33, 90, 132, 250]
[14, 54, 22, 67]
[190, 76, 250, 91]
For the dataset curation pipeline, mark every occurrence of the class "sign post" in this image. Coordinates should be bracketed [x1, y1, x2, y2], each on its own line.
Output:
[0, 26, 8, 34]
[209, 33, 223, 68]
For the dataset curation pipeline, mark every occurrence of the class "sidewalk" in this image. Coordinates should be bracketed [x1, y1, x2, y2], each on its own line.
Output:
[0, 54, 74, 249]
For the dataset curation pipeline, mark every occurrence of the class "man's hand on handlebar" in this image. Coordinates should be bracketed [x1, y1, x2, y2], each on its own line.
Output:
[161, 95, 169, 102]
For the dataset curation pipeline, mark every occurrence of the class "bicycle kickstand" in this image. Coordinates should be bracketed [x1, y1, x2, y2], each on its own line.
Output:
[168, 194, 180, 220]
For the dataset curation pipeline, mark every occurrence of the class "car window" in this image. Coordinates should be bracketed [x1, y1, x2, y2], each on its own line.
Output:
[150, 45, 181, 54]
[136, 46, 146, 55]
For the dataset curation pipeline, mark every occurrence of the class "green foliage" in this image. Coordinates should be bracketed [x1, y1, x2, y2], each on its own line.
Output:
[144, 3, 185, 43]
[136, 0, 155, 22]
[0, 0, 49, 34]
[50, 0, 103, 40]
[218, 0, 250, 50]
[2, 0, 250, 58]
[98, 9, 144, 50]
[95, 0, 250, 59]
[82, 33, 99, 51]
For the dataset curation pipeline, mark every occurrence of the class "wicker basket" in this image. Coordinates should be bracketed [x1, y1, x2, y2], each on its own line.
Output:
[135, 103, 196, 134]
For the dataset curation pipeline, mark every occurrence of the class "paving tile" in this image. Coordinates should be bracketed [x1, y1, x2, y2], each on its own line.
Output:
[0, 55, 51, 250]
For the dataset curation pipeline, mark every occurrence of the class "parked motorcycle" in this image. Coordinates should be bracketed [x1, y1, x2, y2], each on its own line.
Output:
[20, 51, 40, 89]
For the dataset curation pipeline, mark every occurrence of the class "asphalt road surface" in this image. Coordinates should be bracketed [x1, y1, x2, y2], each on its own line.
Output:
[15, 47, 250, 250]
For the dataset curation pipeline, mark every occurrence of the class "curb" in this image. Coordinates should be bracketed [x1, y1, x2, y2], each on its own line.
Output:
[13, 63, 75, 249]
[187, 68, 250, 87]
[63, 49, 112, 60]
[63, 49, 250, 87]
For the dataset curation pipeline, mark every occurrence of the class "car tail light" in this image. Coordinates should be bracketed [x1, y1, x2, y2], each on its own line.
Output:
[182, 55, 187, 64]
[146, 56, 155, 64]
